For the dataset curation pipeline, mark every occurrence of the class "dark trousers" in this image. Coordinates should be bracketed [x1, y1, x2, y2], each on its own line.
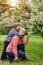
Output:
[1, 41, 25, 60]
[1, 41, 10, 60]
[17, 44, 25, 52]
[6, 50, 25, 61]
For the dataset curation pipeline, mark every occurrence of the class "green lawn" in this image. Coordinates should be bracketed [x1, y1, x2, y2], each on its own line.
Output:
[0, 35, 43, 65]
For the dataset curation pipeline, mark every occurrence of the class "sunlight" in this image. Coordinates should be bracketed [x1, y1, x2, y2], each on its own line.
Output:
[7, 0, 19, 6]
[29, 0, 32, 1]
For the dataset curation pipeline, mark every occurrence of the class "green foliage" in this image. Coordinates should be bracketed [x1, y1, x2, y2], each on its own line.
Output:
[0, 0, 43, 36]
[0, 35, 43, 65]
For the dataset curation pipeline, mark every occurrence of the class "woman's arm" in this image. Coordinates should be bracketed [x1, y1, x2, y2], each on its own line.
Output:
[12, 36, 19, 59]
[22, 38, 29, 45]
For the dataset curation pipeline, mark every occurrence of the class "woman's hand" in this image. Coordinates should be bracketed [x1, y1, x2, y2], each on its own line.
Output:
[15, 57, 18, 61]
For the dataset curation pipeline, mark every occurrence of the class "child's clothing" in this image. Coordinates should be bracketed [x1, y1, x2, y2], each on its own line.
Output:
[5, 28, 22, 42]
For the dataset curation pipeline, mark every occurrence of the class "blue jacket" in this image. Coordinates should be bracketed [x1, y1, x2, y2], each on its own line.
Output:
[4, 28, 22, 42]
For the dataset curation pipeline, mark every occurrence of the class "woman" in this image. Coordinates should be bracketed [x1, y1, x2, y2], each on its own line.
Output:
[6, 28, 29, 62]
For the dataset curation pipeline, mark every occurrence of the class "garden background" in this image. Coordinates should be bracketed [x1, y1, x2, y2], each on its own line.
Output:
[0, 0, 43, 65]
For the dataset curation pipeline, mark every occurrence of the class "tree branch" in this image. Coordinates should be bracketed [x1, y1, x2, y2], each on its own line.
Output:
[0, 3, 14, 13]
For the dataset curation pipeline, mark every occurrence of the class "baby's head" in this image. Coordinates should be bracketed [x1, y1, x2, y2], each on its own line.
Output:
[19, 28, 26, 36]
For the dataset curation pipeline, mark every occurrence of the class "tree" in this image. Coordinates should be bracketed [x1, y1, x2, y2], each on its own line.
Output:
[0, 0, 43, 36]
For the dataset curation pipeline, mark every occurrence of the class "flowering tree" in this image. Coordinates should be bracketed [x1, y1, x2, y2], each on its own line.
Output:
[0, 0, 43, 37]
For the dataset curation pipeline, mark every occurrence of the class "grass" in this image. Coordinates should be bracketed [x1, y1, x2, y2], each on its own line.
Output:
[0, 35, 43, 65]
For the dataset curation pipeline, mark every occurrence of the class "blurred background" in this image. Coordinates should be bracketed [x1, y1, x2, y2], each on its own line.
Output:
[0, 0, 43, 37]
[0, 1, 43, 65]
